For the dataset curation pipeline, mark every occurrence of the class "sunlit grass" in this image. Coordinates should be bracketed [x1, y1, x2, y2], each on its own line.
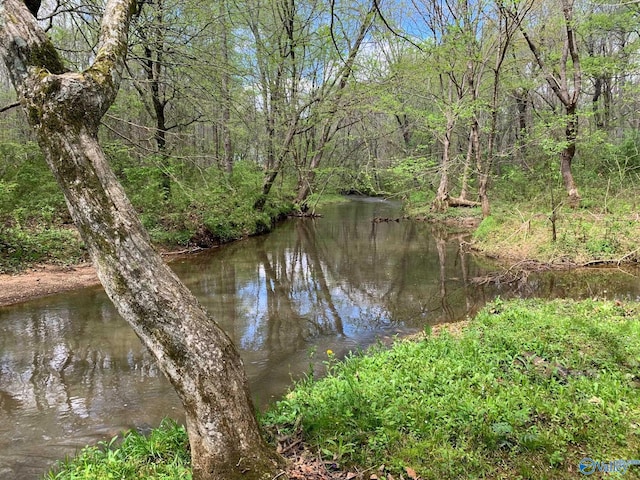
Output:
[46, 299, 640, 479]
[471, 204, 640, 265]
[263, 298, 640, 479]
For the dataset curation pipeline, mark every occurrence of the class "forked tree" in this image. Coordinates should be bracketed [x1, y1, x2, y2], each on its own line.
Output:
[0, 1, 281, 479]
[513, 0, 582, 207]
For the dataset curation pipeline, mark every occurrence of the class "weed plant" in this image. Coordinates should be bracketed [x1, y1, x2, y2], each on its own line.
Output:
[45, 419, 190, 480]
[263, 298, 640, 479]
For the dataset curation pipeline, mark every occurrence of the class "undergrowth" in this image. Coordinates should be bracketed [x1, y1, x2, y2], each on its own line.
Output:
[45, 419, 191, 480]
[263, 298, 640, 479]
[0, 141, 294, 272]
[45, 299, 640, 479]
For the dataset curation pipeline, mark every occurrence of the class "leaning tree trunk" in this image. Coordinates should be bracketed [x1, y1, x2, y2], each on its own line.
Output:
[0, 2, 280, 479]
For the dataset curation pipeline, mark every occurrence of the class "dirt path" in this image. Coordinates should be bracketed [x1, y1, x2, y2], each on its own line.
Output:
[0, 263, 101, 307]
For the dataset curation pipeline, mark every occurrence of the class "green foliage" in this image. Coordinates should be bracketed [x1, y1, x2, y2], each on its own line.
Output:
[473, 215, 499, 241]
[45, 418, 191, 480]
[601, 130, 640, 179]
[0, 142, 85, 272]
[0, 140, 294, 271]
[263, 299, 640, 479]
[0, 226, 85, 272]
[107, 149, 293, 247]
[0, 142, 68, 224]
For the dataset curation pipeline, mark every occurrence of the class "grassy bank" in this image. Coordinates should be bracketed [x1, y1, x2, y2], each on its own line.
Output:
[0, 142, 294, 273]
[264, 298, 640, 478]
[471, 200, 640, 266]
[400, 166, 640, 266]
[44, 419, 191, 480]
[47, 299, 640, 479]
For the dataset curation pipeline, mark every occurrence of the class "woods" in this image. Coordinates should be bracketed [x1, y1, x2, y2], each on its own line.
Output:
[1, 0, 640, 478]
[0, 1, 279, 479]
[2, 0, 640, 240]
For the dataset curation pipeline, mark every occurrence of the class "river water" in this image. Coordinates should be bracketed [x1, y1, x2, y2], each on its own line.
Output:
[1, 198, 639, 479]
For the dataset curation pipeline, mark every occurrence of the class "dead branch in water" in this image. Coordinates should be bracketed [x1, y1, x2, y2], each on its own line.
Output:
[472, 251, 640, 286]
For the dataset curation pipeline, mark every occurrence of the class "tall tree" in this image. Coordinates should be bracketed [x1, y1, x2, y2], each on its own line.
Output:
[293, 1, 376, 204]
[514, 0, 582, 207]
[477, 0, 531, 217]
[0, 1, 280, 479]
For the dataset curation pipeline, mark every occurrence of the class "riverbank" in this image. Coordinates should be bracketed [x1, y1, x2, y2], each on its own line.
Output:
[0, 196, 350, 307]
[262, 298, 640, 479]
[0, 215, 293, 307]
[471, 206, 640, 265]
[0, 247, 199, 306]
[405, 194, 640, 269]
[47, 298, 640, 479]
[0, 263, 99, 306]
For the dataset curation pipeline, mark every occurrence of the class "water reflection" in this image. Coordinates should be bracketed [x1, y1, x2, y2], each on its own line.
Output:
[1, 197, 639, 479]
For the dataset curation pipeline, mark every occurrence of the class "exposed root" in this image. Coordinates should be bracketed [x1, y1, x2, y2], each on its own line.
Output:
[372, 216, 405, 223]
[289, 212, 323, 218]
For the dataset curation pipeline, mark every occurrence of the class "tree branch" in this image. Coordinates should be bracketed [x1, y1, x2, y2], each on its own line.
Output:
[0, 0, 66, 89]
[373, 0, 424, 52]
[0, 101, 20, 113]
[86, 0, 138, 106]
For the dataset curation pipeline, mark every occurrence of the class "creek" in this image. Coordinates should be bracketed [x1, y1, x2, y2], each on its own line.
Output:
[1, 197, 639, 479]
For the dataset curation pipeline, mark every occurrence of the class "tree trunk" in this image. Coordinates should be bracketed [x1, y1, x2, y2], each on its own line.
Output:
[432, 117, 454, 213]
[518, 0, 582, 207]
[459, 129, 474, 201]
[561, 106, 580, 207]
[0, 3, 280, 479]
[294, 121, 331, 205]
[592, 76, 604, 129]
[221, 8, 233, 174]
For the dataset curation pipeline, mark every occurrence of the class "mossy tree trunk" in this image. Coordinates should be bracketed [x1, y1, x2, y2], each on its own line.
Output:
[0, 2, 280, 479]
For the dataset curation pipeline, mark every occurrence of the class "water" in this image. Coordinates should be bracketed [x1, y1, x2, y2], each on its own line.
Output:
[1, 197, 639, 479]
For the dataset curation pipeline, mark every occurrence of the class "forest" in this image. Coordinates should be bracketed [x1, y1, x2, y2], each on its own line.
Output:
[1, 1, 640, 479]
[1, 0, 639, 271]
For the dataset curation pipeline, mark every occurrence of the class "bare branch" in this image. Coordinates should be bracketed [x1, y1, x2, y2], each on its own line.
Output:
[373, 0, 424, 52]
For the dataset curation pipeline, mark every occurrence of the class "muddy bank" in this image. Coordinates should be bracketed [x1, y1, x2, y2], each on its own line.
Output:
[0, 263, 100, 307]
[0, 247, 206, 307]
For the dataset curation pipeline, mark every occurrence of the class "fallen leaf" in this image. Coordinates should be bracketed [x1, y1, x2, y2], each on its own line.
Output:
[346, 473, 357, 480]
[405, 467, 418, 479]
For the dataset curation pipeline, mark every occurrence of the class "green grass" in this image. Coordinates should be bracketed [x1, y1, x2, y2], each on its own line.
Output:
[470, 202, 640, 265]
[263, 298, 640, 479]
[45, 419, 191, 480]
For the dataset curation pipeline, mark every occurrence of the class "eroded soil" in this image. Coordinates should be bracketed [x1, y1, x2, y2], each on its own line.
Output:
[0, 263, 100, 307]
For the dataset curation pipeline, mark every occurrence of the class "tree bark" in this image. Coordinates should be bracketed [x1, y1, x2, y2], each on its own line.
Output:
[1, 2, 280, 479]
[561, 105, 580, 207]
[432, 115, 454, 213]
[221, 14, 233, 174]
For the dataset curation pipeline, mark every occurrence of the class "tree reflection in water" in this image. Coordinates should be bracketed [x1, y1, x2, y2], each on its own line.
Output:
[1, 198, 639, 480]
